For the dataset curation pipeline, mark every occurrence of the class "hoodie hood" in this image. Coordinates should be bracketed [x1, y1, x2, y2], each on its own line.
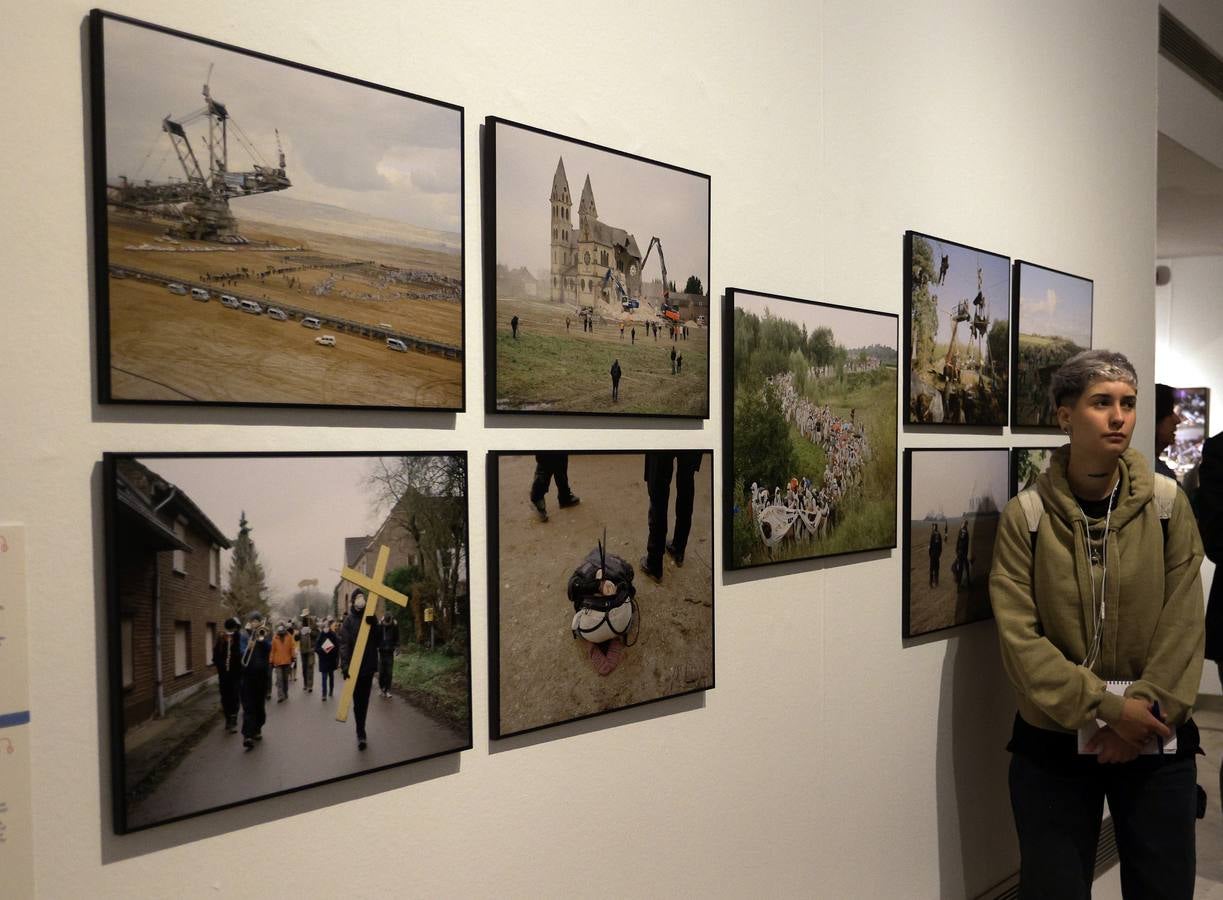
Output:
[1037, 444, 1153, 529]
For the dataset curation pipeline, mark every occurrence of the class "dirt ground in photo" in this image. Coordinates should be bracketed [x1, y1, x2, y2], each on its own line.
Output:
[494, 453, 713, 735]
[906, 515, 997, 636]
[105, 214, 462, 406]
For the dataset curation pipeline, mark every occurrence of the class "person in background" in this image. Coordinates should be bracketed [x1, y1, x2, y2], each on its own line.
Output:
[298, 612, 318, 694]
[610, 358, 622, 402]
[377, 611, 400, 699]
[340, 590, 379, 750]
[1154, 382, 1182, 480]
[530, 452, 581, 523]
[239, 613, 272, 750]
[212, 617, 242, 734]
[990, 350, 1203, 899]
[1197, 427, 1223, 806]
[927, 524, 942, 588]
[270, 623, 296, 702]
[641, 451, 703, 581]
[316, 618, 341, 702]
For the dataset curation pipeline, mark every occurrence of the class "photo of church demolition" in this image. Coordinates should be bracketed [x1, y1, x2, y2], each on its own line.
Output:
[486, 118, 711, 417]
[93, 13, 464, 410]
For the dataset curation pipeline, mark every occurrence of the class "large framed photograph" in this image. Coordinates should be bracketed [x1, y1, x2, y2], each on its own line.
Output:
[91, 11, 464, 410]
[1010, 445, 1058, 496]
[904, 232, 1010, 426]
[903, 448, 1009, 638]
[487, 450, 714, 738]
[724, 288, 898, 571]
[1160, 386, 1210, 484]
[1012, 261, 1093, 428]
[483, 117, 711, 417]
[103, 451, 471, 832]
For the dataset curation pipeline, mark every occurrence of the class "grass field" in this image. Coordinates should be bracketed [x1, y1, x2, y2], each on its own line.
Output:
[494, 294, 708, 415]
[392, 647, 469, 730]
[1015, 333, 1084, 425]
[732, 367, 897, 566]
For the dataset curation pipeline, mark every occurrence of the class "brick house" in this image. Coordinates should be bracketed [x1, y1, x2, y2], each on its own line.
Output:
[113, 459, 232, 728]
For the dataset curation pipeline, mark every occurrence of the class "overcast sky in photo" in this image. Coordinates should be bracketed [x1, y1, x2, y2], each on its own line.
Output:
[1016, 263, 1093, 347]
[102, 16, 462, 233]
[494, 121, 709, 285]
[915, 237, 1010, 346]
[736, 290, 897, 350]
[137, 455, 392, 602]
[908, 450, 1009, 519]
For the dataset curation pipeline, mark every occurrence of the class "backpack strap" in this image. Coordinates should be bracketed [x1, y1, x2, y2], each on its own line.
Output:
[1017, 488, 1044, 552]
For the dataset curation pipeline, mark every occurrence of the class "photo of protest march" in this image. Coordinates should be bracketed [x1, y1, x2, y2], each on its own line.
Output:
[1013, 262, 1093, 428]
[105, 452, 470, 831]
[903, 448, 1009, 638]
[486, 120, 710, 416]
[489, 451, 713, 737]
[906, 233, 1010, 426]
[726, 289, 898, 570]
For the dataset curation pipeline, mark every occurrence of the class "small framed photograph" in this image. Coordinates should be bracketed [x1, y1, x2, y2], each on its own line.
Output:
[903, 448, 1010, 638]
[91, 11, 465, 410]
[487, 450, 714, 738]
[104, 451, 471, 832]
[483, 117, 711, 418]
[903, 232, 1010, 426]
[723, 287, 898, 571]
[1160, 386, 1210, 484]
[1012, 261, 1094, 428]
[1011, 445, 1058, 496]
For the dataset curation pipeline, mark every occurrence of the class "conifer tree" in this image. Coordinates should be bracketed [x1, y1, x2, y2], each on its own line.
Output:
[225, 511, 269, 619]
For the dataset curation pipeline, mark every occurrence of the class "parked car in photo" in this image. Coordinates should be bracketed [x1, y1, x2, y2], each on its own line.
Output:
[190, 287, 209, 301]
[238, 299, 263, 315]
[266, 307, 288, 321]
[315, 335, 336, 347]
[219, 294, 240, 309]
[378, 322, 393, 330]
[301, 317, 321, 329]
[167, 283, 188, 296]
[386, 337, 409, 353]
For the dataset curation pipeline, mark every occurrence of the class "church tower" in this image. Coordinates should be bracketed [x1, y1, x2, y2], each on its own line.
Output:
[550, 157, 572, 304]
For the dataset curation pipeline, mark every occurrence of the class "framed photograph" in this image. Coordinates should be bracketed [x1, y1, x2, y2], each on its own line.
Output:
[487, 450, 714, 738]
[1012, 261, 1094, 428]
[103, 451, 471, 832]
[904, 232, 1010, 426]
[91, 11, 465, 410]
[482, 117, 711, 417]
[1161, 386, 1210, 484]
[903, 448, 1009, 638]
[1010, 445, 1059, 496]
[723, 288, 898, 571]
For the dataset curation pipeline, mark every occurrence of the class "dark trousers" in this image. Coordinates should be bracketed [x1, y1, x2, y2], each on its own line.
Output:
[1009, 751, 1196, 899]
[240, 671, 268, 738]
[218, 672, 240, 723]
[531, 453, 575, 504]
[929, 555, 940, 587]
[644, 452, 700, 569]
[300, 652, 314, 690]
[378, 650, 394, 692]
[611, 377, 620, 400]
[275, 665, 290, 700]
[320, 669, 335, 697]
[352, 670, 375, 740]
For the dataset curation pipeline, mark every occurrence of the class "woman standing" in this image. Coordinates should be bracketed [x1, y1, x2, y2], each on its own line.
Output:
[316, 619, 340, 701]
[990, 349, 1204, 899]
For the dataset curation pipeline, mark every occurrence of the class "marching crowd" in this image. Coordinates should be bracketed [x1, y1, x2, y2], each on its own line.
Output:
[210, 594, 401, 752]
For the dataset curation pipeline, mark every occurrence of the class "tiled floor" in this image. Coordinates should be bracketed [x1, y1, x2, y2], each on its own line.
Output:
[1094, 694, 1223, 898]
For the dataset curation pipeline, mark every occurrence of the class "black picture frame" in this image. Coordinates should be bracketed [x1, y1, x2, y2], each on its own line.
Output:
[1010, 445, 1060, 497]
[1011, 260, 1094, 429]
[903, 231, 1010, 427]
[103, 450, 472, 833]
[487, 449, 715, 739]
[723, 287, 898, 572]
[90, 10, 465, 411]
[902, 447, 1010, 639]
[482, 116, 711, 418]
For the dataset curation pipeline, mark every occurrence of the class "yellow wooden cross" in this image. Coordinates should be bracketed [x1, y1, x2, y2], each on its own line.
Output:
[335, 544, 410, 722]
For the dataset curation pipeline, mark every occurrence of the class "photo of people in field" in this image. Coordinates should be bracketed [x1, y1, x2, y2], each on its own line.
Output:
[1012, 261, 1093, 428]
[906, 232, 1010, 426]
[903, 448, 1009, 638]
[725, 289, 898, 570]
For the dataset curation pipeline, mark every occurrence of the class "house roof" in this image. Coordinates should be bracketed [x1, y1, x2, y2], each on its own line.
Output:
[116, 459, 232, 548]
[551, 157, 569, 202]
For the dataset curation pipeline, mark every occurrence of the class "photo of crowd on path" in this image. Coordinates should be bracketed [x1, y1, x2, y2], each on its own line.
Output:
[1012, 261, 1093, 428]
[1011, 446, 1056, 496]
[905, 232, 1010, 426]
[94, 14, 464, 409]
[484, 118, 710, 416]
[725, 289, 898, 570]
[488, 451, 713, 738]
[903, 448, 1009, 638]
[105, 452, 470, 831]
[1160, 386, 1210, 485]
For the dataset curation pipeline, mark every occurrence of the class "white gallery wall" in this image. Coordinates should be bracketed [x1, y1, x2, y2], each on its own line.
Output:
[0, 1, 1170, 896]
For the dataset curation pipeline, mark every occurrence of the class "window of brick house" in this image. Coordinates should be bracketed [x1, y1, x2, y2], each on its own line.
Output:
[208, 545, 220, 588]
[121, 616, 134, 687]
[172, 519, 187, 574]
[205, 623, 216, 667]
[174, 621, 190, 676]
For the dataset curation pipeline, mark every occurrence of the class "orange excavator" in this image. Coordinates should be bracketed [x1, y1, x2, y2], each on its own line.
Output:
[642, 236, 681, 323]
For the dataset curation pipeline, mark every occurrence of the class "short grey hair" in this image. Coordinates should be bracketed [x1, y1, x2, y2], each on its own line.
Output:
[1049, 349, 1138, 409]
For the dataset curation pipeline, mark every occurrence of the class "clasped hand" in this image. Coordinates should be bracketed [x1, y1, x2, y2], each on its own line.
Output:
[1086, 698, 1172, 763]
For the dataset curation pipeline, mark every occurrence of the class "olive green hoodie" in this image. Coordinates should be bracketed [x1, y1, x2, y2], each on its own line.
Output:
[990, 445, 1204, 733]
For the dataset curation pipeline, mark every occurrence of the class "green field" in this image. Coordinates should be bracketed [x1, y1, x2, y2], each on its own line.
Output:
[392, 647, 469, 731]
